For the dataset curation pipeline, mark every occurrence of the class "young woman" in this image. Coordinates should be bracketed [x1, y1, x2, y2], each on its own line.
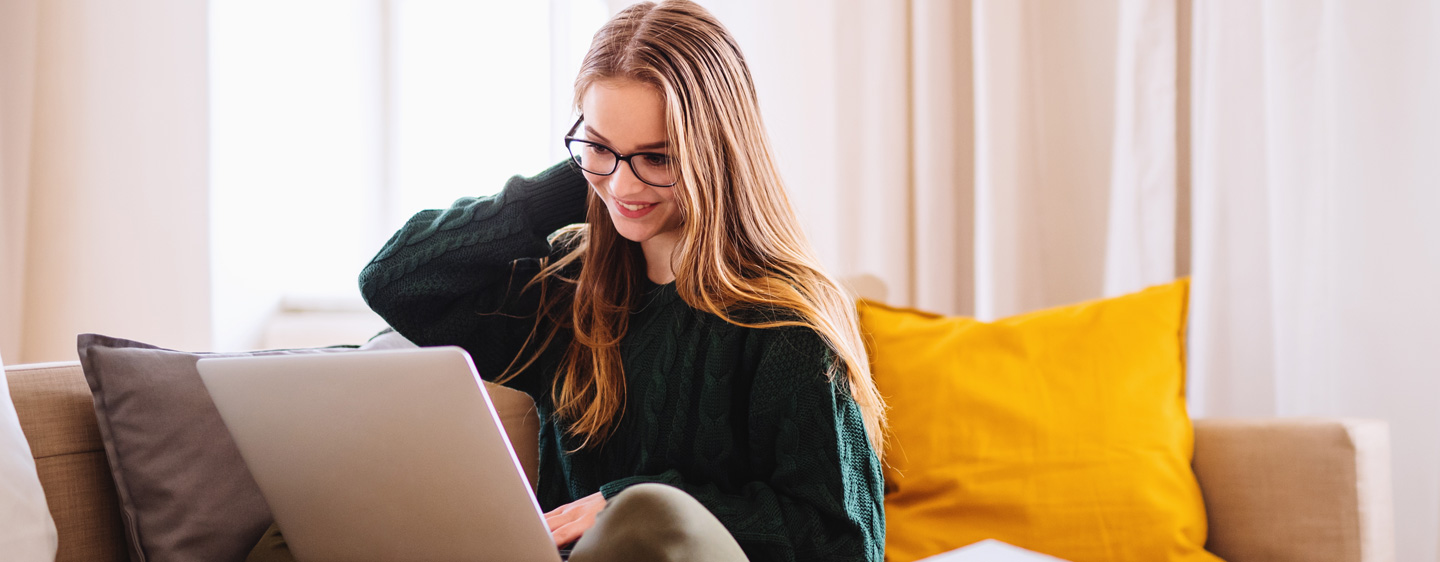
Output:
[248, 2, 885, 561]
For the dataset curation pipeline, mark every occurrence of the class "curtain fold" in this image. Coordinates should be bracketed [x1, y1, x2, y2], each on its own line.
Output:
[830, 0, 914, 305]
[910, 0, 976, 317]
[1187, 0, 1277, 417]
[0, 0, 39, 363]
[0, 0, 212, 364]
[716, 0, 1178, 318]
[1103, 0, 1178, 298]
[1190, 2, 1440, 559]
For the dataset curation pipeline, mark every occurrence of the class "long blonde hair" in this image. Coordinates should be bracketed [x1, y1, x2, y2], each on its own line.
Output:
[506, 0, 886, 457]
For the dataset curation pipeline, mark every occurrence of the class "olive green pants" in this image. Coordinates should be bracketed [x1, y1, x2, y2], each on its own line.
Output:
[246, 483, 749, 562]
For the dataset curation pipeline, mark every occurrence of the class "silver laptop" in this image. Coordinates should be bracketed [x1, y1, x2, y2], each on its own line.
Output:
[198, 347, 564, 562]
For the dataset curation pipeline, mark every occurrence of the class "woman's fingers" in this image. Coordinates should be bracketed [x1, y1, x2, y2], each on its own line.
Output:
[550, 511, 598, 546]
[543, 492, 608, 545]
[544, 504, 579, 531]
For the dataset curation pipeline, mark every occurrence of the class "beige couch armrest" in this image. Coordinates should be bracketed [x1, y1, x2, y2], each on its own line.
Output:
[1192, 418, 1394, 562]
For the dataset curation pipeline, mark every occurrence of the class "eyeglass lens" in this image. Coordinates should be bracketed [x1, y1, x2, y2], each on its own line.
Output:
[566, 139, 676, 187]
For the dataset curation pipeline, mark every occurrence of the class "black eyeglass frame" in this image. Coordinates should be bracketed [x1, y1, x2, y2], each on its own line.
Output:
[563, 118, 678, 188]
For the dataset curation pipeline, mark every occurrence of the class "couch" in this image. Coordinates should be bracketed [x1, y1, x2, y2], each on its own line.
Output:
[6, 358, 1395, 562]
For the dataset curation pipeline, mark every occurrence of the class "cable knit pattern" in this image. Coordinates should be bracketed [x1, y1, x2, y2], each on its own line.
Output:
[360, 161, 885, 562]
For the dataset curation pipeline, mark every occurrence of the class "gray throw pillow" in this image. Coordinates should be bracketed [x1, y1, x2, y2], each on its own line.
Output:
[76, 334, 356, 562]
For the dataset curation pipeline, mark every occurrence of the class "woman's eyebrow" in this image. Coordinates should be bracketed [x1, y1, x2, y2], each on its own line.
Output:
[584, 125, 668, 151]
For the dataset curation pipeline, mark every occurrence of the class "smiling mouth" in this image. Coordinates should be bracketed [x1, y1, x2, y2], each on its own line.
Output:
[618, 201, 654, 211]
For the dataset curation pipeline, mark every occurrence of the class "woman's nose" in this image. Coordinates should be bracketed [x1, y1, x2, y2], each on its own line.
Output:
[609, 160, 648, 197]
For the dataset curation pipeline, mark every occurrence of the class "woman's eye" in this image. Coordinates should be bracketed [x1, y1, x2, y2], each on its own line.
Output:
[642, 154, 671, 166]
[587, 144, 612, 156]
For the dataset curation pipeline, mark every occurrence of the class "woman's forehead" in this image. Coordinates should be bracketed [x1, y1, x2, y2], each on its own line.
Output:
[580, 79, 666, 149]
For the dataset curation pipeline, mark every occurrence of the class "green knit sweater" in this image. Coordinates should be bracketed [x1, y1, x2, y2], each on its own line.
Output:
[358, 161, 885, 562]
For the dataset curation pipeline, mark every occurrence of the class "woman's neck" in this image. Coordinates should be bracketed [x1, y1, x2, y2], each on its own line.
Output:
[640, 231, 679, 284]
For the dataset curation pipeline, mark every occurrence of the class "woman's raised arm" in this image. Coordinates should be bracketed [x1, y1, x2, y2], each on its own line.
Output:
[358, 161, 588, 394]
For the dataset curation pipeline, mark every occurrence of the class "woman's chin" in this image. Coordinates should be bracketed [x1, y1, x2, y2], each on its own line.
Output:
[610, 221, 654, 243]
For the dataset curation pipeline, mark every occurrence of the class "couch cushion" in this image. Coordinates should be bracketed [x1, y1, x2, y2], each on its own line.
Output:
[860, 279, 1220, 562]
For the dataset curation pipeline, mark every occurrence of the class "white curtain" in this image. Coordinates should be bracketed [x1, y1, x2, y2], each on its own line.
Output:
[716, 0, 1438, 559]
[972, 0, 1180, 319]
[0, 0, 212, 364]
[0, 0, 39, 363]
[1189, 2, 1440, 561]
[709, 0, 1180, 318]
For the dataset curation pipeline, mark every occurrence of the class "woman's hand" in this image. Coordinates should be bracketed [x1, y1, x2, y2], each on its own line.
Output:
[544, 492, 607, 547]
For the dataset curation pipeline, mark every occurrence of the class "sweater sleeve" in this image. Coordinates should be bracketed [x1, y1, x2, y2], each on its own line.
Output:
[598, 328, 887, 562]
[358, 161, 589, 395]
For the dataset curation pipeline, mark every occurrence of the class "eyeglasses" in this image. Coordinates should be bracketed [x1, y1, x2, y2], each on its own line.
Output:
[563, 118, 678, 188]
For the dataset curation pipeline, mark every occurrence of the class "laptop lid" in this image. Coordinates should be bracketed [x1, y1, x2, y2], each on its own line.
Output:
[198, 347, 561, 562]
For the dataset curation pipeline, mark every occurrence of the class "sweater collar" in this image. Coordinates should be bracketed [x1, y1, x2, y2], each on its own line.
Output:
[636, 278, 681, 310]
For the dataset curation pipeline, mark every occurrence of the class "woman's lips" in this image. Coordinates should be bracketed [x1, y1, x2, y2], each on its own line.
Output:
[615, 198, 657, 219]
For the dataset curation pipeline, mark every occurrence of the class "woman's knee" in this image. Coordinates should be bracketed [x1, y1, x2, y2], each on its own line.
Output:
[607, 484, 697, 518]
[600, 484, 699, 544]
[583, 484, 746, 562]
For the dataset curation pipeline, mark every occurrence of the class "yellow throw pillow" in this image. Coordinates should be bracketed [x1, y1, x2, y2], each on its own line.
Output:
[860, 279, 1221, 562]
